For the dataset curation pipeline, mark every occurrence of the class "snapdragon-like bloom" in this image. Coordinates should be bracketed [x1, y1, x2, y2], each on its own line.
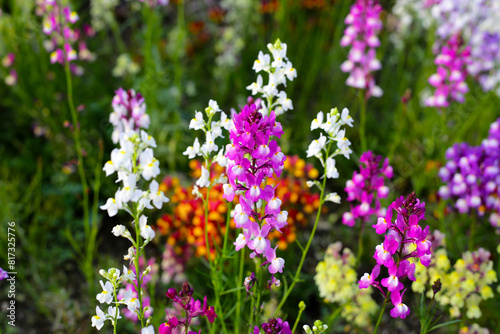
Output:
[315, 242, 377, 328]
[224, 103, 286, 277]
[159, 282, 217, 334]
[359, 192, 432, 319]
[110, 89, 150, 144]
[340, 0, 383, 98]
[95, 89, 168, 331]
[246, 39, 297, 116]
[36, 0, 95, 74]
[425, 35, 470, 108]
[438, 118, 500, 231]
[436, 0, 500, 94]
[306, 108, 353, 202]
[183, 99, 231, 193]
[342, 151, 393, 227]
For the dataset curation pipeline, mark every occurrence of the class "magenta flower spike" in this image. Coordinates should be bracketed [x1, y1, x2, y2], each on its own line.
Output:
[359, 192, 432, 319]
[340, 0, 384, 98]
[343, 151, 393, 228]
[223, 102, 287, 278]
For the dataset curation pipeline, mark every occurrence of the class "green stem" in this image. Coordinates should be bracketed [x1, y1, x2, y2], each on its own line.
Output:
[133, 206, 145, 328]
[358, 90, 367, 152]
[373, 299, 387, 334]
[274, 154, 329, 315]
[235, 248, 245, 334]
[291, 306, 305, 333]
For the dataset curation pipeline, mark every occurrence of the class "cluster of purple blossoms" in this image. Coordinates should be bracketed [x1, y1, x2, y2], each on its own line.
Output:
[117, 257, 155, 322]
[425, 0, 500, 103]
[342, 151, 393, 227]
[359, 192, 432, 319]
[438, 118, 500, 231]
[340, 0, 383, 98]
[2, 53, 17, 86]
[223, 103, 287, 278]
[425, 35, 470, 108]
[110, 88, 150, 144]
[36, 0, 95, 74]
[253, 317, 292, 334]
[159, 282, 217, 334]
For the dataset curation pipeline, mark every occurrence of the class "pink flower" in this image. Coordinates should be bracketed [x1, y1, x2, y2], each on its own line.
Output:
[359, 264, 380, 289]
[390, 289, 410, 319]
[265, 246, 285, 274]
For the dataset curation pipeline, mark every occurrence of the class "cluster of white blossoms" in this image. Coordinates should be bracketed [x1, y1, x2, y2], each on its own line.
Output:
[246, 38, 297, 116]
[183, 99, 231, 196]
[306, 107, 353, 203]
[95, 89, 168, 332]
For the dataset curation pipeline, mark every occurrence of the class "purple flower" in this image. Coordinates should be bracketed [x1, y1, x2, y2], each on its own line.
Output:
[359, 192, 432, 319]
[390, 289, 410, 319]
[340, 0, 383, 98]
[343, 151, 393, 228]
[439, 118, 500, 231]
[224, 103, 288, 275]
[425, 35, 470, 108]
[257, 317, 292, 334]
[161, 282, 217, 334]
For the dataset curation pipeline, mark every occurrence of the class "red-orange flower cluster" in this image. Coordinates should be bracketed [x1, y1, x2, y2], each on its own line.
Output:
[155, 156, 324, 258]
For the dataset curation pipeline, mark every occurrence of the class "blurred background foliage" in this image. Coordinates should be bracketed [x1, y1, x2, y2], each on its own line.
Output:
[0, 0, 499, 332]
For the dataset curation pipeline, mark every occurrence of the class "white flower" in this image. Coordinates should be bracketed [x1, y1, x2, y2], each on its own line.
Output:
[96, 280, 114, 304]
[112, 224, 126, 237]
[325, 158, 339, 179]
[201, 131, 218, 155]
[206, 99, 221, 116]
[116, 174, 142, 203]
[324, 192, 341, 203]
[101, 198, 120, 217]
[141, 130, 157, 148]
[142, 325, 155, 334]
[341, 108, 353, 127]
[284, 61, 297, 81]
[149, 180, 169, 209]
[139, 215, 155, 241]
[122, 289, 140, 312]
[103, 160, 117, 176]
[183, 137, 201, 159]
[192, 185, 202, 198]
[107, 306, 121, 324]
[214, 148, 228, 168]
[311, 112, 324, 130]
[121, 265, 136, 283]
[91, 306, 106, 330]
[306, 181, 315, 188]
[189, 111, 205, 130]
[306, 134, 327, 158]
[253, 51, 271, 72]
[247, 74, 263, 95]
[139, 148, 160, 181]
[196, 165, 211, 188]
[277, 91, 293, 111]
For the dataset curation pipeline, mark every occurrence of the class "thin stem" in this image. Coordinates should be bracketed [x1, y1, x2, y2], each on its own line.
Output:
[274, 150, 329, 315]
[358, 90, 367, 152]
[291, 306, 305, 333]
[373, 299, 387, 334]
[133, 206, 145, 328]
[235, 248, 245, 334]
